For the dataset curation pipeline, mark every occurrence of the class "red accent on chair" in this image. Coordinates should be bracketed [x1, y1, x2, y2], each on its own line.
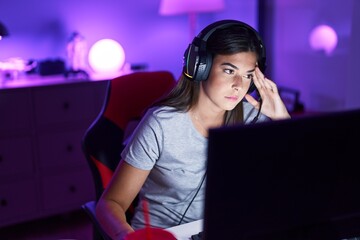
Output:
[90, 155, 113, 189]
[104, 71, 177, 130]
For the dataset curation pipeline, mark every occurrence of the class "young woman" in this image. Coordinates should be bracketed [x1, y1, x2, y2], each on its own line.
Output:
[96, 19, 290, 240]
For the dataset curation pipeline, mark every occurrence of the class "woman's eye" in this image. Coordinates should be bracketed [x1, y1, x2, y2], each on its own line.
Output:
[243, 74, 253, 80]
[224, 69, 234, 75]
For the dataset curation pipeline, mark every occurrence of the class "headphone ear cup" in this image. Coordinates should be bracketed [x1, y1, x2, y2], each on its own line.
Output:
[183, 43, 199, 80]
[195, 51, 212, 81]
[183, 38, 212, 82]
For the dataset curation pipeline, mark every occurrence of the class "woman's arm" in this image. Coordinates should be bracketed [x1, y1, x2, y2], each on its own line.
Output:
[96, 160, 150, 240]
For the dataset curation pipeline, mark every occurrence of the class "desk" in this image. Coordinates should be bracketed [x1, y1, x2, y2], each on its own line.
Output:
[166, 219, 203, 240]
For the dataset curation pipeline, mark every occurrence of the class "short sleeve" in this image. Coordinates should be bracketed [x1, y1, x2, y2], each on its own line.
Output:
[121, 108, 163, 170]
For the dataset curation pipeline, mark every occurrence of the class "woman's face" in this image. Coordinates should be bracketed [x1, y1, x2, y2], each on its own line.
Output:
[199, 51, 257, 111]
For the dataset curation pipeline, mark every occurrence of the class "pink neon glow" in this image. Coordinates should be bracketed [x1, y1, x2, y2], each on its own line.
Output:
[88, 39, 125, 74]
[309, 24, 338, 55]
[159, 0, 224, 15]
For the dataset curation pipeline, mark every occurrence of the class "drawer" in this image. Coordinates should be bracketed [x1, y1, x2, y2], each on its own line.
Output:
[0, 179, 38, 227]
[0, 136, 35, 177]
[40, 168, 95, 212]
[33, 84, 99, 127]
[0, 89, 32, 134]
[37, 129, 87, 171]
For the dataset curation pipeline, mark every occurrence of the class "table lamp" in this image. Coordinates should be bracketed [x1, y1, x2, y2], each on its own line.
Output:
[159, 0, 224, 40]
[88, 38, 126, 78]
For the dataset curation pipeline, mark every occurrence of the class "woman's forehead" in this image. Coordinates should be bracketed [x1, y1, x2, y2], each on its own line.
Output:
[213, 52, 257, 69]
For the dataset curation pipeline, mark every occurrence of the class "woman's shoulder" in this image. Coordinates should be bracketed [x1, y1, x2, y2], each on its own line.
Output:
[142, 106, 189, 128]
[242, 101, 255, 112]
[242, 101, 270, 123]
[146, 106, 185, 119]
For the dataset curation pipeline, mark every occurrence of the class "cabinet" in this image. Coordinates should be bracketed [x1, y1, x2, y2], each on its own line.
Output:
[0, 78, 108, 227]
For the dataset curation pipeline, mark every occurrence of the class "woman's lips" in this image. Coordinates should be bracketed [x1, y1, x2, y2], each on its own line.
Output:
[225, 96, 239, 101]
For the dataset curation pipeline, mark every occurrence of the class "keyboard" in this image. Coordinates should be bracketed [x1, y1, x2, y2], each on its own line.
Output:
[191, 231, 203, 240]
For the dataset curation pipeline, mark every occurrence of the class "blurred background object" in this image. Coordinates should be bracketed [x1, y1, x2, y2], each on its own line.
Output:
[309, 24, 338, 56]
[88, 38, 126, 79]
[0, 21, 9, 40]
[0, 57, 37, 82]
[66, 32, 88, 73]
[159, 0, 225, 40]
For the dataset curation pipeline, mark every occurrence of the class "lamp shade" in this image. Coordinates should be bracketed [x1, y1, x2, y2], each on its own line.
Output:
[159, 0, 224, 15]
[0, 22, 9, 38]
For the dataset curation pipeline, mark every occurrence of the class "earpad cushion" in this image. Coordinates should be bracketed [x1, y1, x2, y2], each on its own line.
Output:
[196, 51, 212, 82]
[183, 44, 198, 79]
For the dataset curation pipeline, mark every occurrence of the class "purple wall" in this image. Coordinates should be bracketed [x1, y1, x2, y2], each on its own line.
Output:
[272, 0, 358, 112]
[0, 0, 257, 79]
[347, 0, 360, 110]
[2, 0, 358, 112]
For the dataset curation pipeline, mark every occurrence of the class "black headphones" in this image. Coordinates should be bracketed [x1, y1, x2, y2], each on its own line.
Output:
[183, 19, 266, 93]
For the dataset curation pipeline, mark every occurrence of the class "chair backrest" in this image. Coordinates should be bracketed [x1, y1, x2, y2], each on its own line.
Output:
[82, 71, 176, 202]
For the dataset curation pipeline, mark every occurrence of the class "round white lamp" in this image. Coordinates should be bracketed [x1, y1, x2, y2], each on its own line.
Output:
[309, 25, 338, 55]
[88, 38, 126, 77]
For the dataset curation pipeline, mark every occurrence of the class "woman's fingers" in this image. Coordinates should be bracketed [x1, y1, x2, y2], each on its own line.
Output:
[253, 67, 274, 93]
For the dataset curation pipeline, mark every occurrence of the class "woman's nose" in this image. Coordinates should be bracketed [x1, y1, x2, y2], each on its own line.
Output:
[232, 75, 243, 89]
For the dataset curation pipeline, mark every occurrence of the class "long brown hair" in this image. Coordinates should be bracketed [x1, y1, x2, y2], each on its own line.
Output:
[153, 23, 263, 126]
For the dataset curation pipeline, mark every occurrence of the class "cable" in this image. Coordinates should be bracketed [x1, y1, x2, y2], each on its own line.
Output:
[178, 171, 207, 225]
[250, 97, 263, 124]
[178, 97, 261, 225]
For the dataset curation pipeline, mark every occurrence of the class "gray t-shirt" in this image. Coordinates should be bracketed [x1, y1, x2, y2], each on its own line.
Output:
[121, 102, 268, 229]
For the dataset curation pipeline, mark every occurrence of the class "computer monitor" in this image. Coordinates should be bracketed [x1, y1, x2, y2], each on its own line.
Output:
[204, 109, 360, 240]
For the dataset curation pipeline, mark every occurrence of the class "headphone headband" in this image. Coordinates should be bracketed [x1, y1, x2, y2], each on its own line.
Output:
[183, 19, 266, 93]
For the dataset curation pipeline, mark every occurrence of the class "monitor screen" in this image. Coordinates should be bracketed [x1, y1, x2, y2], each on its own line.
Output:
[203, 109, 360, 240]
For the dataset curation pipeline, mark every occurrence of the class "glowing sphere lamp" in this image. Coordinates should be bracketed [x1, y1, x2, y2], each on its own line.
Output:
[88, 38, 125, 75]
[309, 24, 338, 55]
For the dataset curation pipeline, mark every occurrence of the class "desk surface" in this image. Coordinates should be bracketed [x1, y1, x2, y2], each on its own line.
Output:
[166, 219, 203, 240]
[0, 70, 133, 90]
[0, 73, 109, 90]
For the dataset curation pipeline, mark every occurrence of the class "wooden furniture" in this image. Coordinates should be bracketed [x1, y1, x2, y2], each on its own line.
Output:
[0, 76, 108, 228]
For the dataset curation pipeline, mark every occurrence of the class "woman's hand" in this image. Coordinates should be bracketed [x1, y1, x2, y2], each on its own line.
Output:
[245, 67, 291, 120]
